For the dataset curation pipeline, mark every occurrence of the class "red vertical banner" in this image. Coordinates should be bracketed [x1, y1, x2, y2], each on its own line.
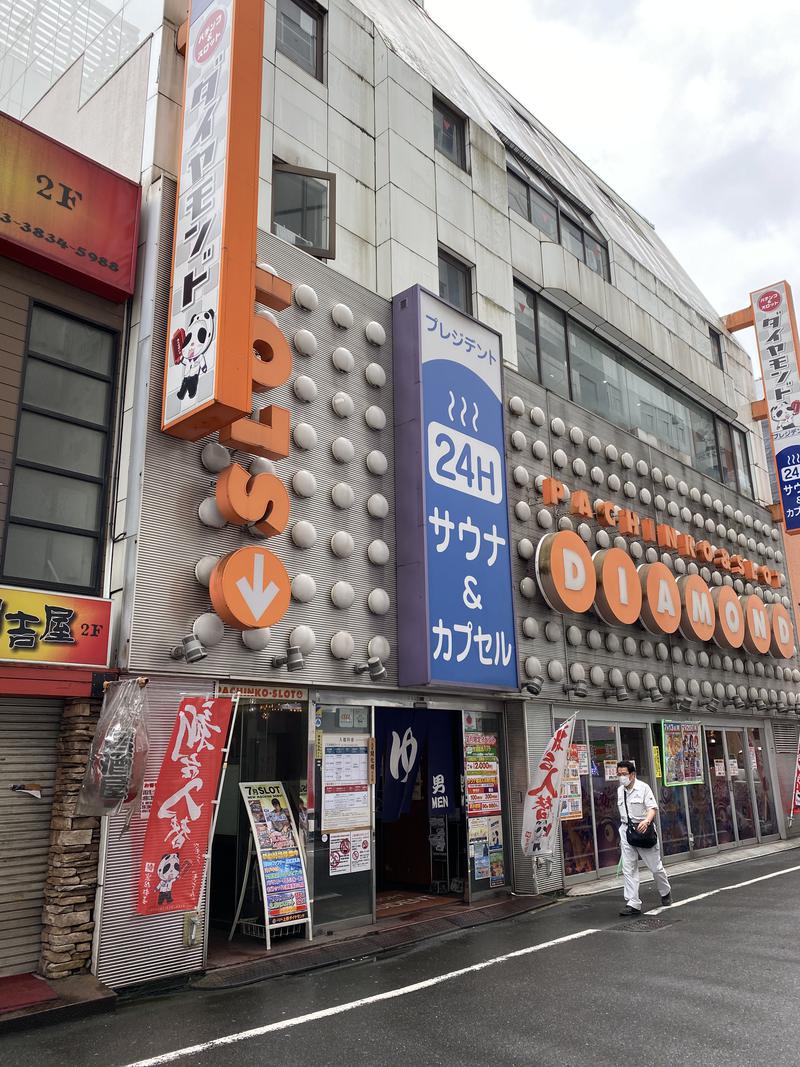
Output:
[137, 697, 234, 915]
[791, 733, 800, 819]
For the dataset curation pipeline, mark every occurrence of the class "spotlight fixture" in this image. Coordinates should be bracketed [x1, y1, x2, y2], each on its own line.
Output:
[270, 644, 304, 672]
[169, 634, 207, 663]
[702, 698, 720, 713]
[603, 686, 628, 702]
[563, 680, 588, 699]
[733, 697, 746, 710]
[524, 677, 544, 696]
[756, 699, 768, 712]
[639, 686, 662, 703]
[354, 656, 387, 682]
[674, 697, 693, 714]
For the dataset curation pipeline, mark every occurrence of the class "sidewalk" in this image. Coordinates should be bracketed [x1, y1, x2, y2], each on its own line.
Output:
[567, 837, 800, 898]
[0, 973, 116, 1034]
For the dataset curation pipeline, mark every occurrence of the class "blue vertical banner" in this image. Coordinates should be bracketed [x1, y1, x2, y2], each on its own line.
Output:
[394, 287, 518, 690]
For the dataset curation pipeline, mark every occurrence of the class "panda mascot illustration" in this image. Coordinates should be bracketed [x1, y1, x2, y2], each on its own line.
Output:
[171, 308, 215, 401]
[156, 852, 182, 905]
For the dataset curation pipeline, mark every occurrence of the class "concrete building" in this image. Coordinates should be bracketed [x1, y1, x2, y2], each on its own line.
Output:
[2, 0, 798, 990]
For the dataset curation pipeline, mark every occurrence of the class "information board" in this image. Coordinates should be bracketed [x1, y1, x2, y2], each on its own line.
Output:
[320, 734, 370, 832]
[464, 732, 502, 816]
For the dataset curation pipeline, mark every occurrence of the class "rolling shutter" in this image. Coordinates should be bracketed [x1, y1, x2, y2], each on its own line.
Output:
[0, 699, 62, 977]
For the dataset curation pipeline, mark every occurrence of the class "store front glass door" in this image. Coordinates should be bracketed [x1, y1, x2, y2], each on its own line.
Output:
[650, 723, 690, 857]
[706, 729, 736, 845]
[747, 728, 778, 838]
[685, 731, 718, 851]
[725, 729, 757, 843]
[588, 724, 620, 869]
[560, 718, 596, 878]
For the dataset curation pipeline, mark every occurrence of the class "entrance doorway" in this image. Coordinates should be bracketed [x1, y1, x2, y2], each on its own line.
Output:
[375, 707, 465, 904]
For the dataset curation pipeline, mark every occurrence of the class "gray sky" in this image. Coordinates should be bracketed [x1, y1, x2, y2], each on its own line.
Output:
[424, 0, 800, 370]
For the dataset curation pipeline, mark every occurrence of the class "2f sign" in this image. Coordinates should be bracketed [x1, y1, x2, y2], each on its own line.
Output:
[428, 422, 502, 503]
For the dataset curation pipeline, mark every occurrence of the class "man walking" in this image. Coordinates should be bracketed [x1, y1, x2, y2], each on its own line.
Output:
[616, 759, 671, 916]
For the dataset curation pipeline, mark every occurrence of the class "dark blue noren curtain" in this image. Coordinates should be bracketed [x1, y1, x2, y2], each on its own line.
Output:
[427, 711, 456, 816]
[376, 708, 426, 822]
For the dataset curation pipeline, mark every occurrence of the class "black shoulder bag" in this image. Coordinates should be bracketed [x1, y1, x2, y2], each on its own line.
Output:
[623, 789, 658, 849]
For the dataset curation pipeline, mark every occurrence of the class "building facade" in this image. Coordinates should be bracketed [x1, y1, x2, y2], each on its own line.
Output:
[3, 0, 799, 988]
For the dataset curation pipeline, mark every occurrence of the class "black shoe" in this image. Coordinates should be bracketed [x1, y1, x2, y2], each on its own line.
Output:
[660, 894, 672, 906]
[619, 906, 642, 917]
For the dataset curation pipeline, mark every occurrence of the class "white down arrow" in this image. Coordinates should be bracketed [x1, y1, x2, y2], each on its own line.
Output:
[235, 554, 279, 622]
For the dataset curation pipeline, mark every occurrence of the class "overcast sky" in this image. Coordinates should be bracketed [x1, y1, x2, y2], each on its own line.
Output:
[424, 0, 800, 371]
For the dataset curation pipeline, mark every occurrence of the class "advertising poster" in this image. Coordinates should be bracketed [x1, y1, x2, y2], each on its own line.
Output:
[728, 758, 740, 778]
[662, 721, 704, 786]
[488, 815, 505, 887]
[521, 716, 575, 858]
[469, 817, 490, 881]
[569, 743, 589, 776]
[240, 781, 310, 931]
[321, 734, 370, 831]
[652, 745, 663, 780]
[560, 779, 583, 821]
[464, 733, 502, 815]
[393, 286, 518, 689]
[603, 760, 619, 782]
[714, 759, 726, 778]
[138, 697, 234, 915]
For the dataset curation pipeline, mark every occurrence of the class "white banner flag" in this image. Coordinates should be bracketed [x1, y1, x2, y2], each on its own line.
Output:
[521, 715, 576, 857]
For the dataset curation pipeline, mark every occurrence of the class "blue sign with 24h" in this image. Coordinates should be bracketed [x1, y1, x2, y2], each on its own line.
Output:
[393, 287, 518, 691]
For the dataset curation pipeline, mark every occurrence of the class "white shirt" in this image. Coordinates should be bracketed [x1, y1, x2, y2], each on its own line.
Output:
[618, 779, 658, 824]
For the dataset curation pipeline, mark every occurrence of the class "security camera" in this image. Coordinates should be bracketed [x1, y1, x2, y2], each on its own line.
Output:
[354, 656, 387, 682]
[271, 645, 305, 672]
[170, 634, 207, 663]
[524, 676, 544, 696]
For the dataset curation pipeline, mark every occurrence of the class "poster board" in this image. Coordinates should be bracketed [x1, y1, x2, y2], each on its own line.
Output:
[239, 781, 310, 941]
[320, 734, 370, 832]
[661, 721, 704, 786]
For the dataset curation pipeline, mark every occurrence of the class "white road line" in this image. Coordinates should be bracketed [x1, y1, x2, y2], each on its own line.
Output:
[649, 861, 800, 916]
[120, 928, 599, 1067]
[122, 858, 800, 1067]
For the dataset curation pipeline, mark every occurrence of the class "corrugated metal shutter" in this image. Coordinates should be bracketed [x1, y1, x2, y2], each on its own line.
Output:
[94, 677, 214, 988]
[770, 719, 800, 836]
[0, 698, 62, 977]
[507, 700, 564, 895]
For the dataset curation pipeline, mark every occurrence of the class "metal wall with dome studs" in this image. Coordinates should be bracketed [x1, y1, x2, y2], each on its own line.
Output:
[127, 235, 397, 687]
[504, 368, 800, 715]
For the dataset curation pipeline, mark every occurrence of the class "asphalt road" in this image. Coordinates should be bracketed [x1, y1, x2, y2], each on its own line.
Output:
[5, 848, 800, 1067]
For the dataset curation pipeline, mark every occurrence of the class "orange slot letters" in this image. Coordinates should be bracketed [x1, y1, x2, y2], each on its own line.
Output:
[215, 462, 290, 537]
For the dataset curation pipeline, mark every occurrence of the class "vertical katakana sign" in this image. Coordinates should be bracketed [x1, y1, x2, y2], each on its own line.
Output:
[394, 287, 518, 689]
[751, 281, 800, 535]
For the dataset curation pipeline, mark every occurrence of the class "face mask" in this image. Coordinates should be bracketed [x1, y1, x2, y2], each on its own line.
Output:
[619, 776, 631, 787]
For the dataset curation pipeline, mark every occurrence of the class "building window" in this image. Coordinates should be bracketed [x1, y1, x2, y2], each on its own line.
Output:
[513, 282, 539, 382]
[276, 0, 324, 80]
[732, 428, 754, 499]
[433, 96, 466, 169]
[716, 419, 737, 490]
[272, 162, 335, 258]
[709, 327, 724, 369]
[2, 305, 116, 593]
[506, 152, 609, 279]
[438, 249, 472, 314]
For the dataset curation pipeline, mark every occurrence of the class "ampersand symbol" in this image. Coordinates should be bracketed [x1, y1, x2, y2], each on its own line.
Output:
[463, 576, 482, 611]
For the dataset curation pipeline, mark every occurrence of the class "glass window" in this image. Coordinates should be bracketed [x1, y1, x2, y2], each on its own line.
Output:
[733, 428, 754, 498]
[28, 306, 113, 375]
[433, 96, 466, 169]
[558, 718, 596, 877]
[513, 281, 538, 382]
[529, 189, 558, 241]
[560, 216, 584, 260]
[4, 524, 96, 588]
[709, 327, 724, 369]
[537, 299, 569, 395]
[588, 724, 620, 870]
[17, 412, 105, 478]
[276, 0, 322, 80]
[689, 403, 721, 480]
[584, 234, 608, 279]
[438, 250, 472, 315]
[272, 164, 335, 258]
[10, 468, 101, 531]
[568, 320, 628, 426]
[716, 419, 737, 490]
[747, 728, 778, 837]
[3, 305, 115, 593]
[24, 357, 110, 426]
[507, 170, 529, 220]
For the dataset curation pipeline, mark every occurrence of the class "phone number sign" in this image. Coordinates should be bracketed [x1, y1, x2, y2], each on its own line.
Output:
[0, 113, 140, 303]
[0, 585, 112, 668]
[393, 287, 518, 690]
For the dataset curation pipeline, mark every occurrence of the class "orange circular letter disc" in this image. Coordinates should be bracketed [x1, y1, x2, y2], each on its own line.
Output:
[710, 586, 744, 649]
[741, 594, 771, 655]
[534, 531, 596, 614]
[638, 562, 681, 635]
[209, 545, 291, 630]
[677, 574, 715, 643]
[768, 603, 795, 659]
[592, 548, 641, 626]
